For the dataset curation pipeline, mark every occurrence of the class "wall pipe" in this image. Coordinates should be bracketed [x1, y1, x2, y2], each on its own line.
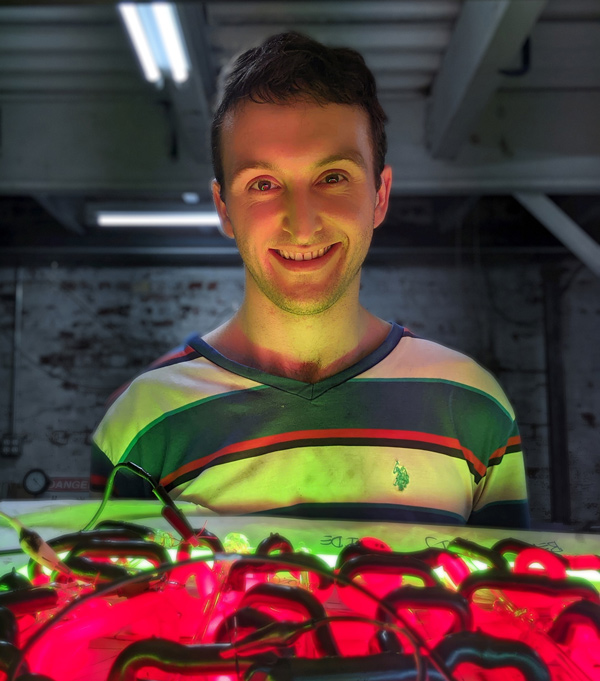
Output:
[8, 268, 23, 437]
[542, 268, 571, 525]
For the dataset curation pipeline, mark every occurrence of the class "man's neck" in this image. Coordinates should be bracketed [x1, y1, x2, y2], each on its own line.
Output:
[203, 295, 390, 384]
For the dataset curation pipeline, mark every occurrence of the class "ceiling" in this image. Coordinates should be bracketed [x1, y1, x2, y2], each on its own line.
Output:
[0, 0, 599, 267]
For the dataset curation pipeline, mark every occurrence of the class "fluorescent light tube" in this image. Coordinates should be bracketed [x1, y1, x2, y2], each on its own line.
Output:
[97, 212, 221, 228]
[118, 4, 162, 84]
[152, 3, 190, 84]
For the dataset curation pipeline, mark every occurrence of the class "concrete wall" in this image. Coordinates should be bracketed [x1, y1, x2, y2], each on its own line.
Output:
[0, 261, 598, 527]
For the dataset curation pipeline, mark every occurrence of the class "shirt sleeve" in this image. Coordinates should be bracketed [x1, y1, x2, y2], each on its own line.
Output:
[469, 420, 530, 528]
[90, 437, 153, 498]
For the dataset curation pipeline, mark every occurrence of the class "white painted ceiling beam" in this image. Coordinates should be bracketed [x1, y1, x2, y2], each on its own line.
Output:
[514, 193, 600, 277]
[426, 0, 547, 159]
[34, 194, 84, 235]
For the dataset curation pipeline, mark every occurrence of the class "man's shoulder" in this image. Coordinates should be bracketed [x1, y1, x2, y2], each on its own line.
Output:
[376, 329, 482, 372]
[102, 338, 204, 408]
[370, 331, 513, 414]
[112, 338, 253, 405]
[93, 337, 258, 457]
[399, 332, 480, 367]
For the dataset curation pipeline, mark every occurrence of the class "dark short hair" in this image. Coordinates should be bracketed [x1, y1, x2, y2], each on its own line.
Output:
[211, 31, 388, 196]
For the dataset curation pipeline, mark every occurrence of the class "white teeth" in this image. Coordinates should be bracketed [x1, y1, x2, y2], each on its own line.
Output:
[278, 244, 332, 261]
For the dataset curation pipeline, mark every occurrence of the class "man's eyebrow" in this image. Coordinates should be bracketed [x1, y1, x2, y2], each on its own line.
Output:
[231, 160, 278, 184]
[230, 152, 368, 184]
[314, 152, 368, 171]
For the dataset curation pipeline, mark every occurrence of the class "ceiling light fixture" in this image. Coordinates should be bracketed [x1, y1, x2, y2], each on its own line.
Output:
[152, 3, 190, 84]
[97, 212, 221, 228]
[118, 3, 190, 85]
[118, 4, 161, 84]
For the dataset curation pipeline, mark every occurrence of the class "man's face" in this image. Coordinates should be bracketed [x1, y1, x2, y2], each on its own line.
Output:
[212, 100, 392, 316]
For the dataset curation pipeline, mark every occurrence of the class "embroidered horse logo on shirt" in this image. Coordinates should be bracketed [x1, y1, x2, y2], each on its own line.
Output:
[393, 461, 410, 491]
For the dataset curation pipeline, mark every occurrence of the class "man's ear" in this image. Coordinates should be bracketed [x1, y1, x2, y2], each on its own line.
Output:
[374, 165, 392, 229]
[212, 179, 234, 239]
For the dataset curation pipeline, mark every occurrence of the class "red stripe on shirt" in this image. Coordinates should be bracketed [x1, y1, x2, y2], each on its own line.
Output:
[160, 428, 484, 486]
[489, 435, 522, 462]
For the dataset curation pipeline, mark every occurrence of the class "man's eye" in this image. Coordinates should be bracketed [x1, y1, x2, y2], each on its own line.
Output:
[322, 173, 346, 185]
[250, 179, 278, 192]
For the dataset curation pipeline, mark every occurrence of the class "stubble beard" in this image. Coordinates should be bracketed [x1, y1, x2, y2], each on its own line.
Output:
[247, 265, 351, 316]
[242, 233, 373, 317]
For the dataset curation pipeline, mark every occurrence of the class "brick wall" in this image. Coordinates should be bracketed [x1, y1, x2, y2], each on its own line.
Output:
[0, 262, 598, 526]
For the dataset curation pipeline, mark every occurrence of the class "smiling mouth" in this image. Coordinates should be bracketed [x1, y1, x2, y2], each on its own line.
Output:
[275, 244, 334, 261]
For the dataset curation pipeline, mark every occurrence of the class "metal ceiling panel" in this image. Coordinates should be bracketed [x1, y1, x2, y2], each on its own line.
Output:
[0, 5, 142, 95]
[206, 1, 462, 23]
[208, 24, 453, 53]
[0, 0, 598, 259]
[500, 22, 600, 91]
[0, 24, 128, 52]
[0, 6, 115, 23]
[541, 0, 600, 20]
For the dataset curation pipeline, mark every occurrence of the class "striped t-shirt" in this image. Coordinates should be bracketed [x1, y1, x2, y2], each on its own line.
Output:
[91, 323, 529, 527]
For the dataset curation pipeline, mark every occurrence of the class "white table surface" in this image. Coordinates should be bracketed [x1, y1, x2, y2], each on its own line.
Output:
[2, 499, 599, 572]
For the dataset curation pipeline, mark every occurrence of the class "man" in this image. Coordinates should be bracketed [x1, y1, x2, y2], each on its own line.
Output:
[91, 32, 529, 527]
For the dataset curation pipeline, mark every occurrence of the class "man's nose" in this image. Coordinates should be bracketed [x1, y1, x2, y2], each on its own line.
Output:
[282, 189, 322, 242]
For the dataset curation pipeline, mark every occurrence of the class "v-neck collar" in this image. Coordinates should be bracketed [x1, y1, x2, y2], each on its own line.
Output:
[188, 322, 405, 401]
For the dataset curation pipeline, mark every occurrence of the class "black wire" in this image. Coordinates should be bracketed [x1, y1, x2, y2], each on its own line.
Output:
[9, 554, 196, 681]
[8, 552, 458, 681]
[7, 464, 456, 681]
[0, 466, 156, 583]
[0, 547, 23, 557]
[82, 461, 196, 547]
[231, 613, 406, 649]
[82, 461, 155, 532]
[244, 613, 426, 681]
